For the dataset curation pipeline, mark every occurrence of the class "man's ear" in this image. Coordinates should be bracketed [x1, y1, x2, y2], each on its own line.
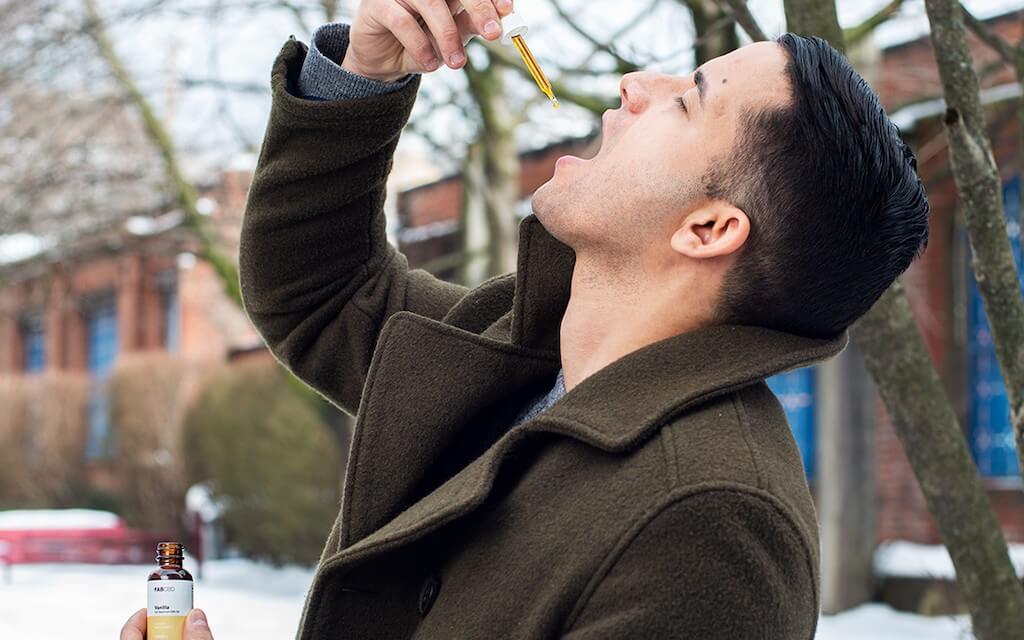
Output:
[669, 202, 750, 259]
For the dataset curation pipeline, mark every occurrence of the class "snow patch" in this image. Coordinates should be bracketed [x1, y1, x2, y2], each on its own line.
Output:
[875, 540, 1024, 579]
[124, 210, 185, 236]
[185, 483, 224, 522]
[817, 603, 970, 639]
[0, 233, 53, 265]
[0, 509, 122, 531]
[0, 561, 978, 640]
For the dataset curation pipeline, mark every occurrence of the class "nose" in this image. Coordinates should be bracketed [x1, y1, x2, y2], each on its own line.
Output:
[619, 71, 680, 114]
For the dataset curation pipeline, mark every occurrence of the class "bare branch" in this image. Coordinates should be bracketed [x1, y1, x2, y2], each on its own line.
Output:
[960, 4, 1019, 67]
[717, 0, 767, 42]
[548, 0, 641, 73]
[845, 0, 905, 48]
[82, 0, 242, 306]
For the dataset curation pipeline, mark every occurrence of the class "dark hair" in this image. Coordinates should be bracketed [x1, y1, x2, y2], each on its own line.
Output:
[709, 33, 929, 338]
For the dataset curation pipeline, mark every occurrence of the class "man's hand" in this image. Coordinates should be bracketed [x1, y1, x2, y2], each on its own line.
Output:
[120, 608, 215, 640]
[343, 0, 514, 81]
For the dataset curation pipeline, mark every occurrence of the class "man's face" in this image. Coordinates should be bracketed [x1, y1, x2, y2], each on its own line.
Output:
[532, 42, 791, 260]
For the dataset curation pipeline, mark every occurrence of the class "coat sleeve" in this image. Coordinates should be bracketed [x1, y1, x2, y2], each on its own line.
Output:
[238, 37, 470, 416]
[560, 489, 819, 640]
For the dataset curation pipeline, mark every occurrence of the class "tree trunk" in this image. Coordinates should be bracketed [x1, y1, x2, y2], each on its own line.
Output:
[461, 141, 492, 286]
[924, 0, 1024, 481]
[82, 0, 241, 307]
[465, 56, 520, 277]
[685, 0, 739, 65]
[783, 0, 844, 51]
[856, 285, 1024, 639]
[816, 343, 876, 614]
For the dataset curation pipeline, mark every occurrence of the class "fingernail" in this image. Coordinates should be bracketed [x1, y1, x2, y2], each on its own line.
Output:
[189, 610, 208, 628]
[483, 20, 501, 38]
[498, 0, 512, 12]
[425, 57, 440, 71]
[449, 52, 466, 67]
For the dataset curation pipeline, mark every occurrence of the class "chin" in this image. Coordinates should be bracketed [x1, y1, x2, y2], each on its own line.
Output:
[529, 188, 582, 248]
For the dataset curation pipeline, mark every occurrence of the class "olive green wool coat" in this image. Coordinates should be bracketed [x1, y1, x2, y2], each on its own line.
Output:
[239, 38, 848, 640]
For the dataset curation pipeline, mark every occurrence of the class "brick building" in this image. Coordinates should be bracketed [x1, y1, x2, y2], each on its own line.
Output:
[0, 167, 262, 470]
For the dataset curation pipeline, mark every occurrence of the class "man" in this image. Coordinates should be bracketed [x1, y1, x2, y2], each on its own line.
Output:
[121, 0, 928, 638]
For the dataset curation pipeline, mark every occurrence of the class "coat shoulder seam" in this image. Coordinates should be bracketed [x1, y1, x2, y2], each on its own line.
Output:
[732, 392, 766, 491]
[558, 483, 817, 638]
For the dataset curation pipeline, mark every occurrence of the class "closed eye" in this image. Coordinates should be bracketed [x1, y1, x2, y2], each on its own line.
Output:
[676, 96, 688, 115]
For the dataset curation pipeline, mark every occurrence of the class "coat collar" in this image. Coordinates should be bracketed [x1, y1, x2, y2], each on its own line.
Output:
[314, 213, 849, 584]
[509, 213, 849, 450]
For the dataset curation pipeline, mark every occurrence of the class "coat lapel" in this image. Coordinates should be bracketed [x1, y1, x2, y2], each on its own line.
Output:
[335, 311, 560, 552]
[323, 215, 848, 574]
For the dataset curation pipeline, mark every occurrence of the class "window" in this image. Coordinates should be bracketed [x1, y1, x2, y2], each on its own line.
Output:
[158, 270, 179, 353]
[84, 293, 118, 460]
[766, 367, 817, 480]
[20, 313, 45, 374]
[968, 175, 1022, 481]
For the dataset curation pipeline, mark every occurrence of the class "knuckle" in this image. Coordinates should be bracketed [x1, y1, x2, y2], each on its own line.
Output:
[439, 25, 460, 45]
[382, 3, 406, 24]
[417, 42, 436, 59]
[473, 0, 496, 16]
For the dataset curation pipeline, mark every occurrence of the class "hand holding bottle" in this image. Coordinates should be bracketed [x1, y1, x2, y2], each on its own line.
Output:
[119, 608, 214, 640]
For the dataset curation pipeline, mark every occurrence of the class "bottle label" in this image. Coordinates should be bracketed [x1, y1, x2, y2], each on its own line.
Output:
[147, 580, 194, 640]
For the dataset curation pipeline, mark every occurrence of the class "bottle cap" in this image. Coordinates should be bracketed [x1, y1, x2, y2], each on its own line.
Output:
[501, 12, 529, 45]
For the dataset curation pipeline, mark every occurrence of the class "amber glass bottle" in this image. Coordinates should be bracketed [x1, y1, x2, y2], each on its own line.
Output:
[147, 542, 194, 640]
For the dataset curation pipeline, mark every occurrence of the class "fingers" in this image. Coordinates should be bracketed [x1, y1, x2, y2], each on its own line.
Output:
[410, 0, 468, 68]
[119, 608, 147, 640]
[454, 10, 482, 46]
[381, 2, 441, 70]
[183, 609, 215, 640]
[459, 0, 503, 40]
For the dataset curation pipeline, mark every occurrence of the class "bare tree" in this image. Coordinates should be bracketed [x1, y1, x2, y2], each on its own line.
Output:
[924, 0, 1024, 489]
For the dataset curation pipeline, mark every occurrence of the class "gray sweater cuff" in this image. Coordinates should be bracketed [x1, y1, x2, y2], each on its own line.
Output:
[296, 22, 415, 101]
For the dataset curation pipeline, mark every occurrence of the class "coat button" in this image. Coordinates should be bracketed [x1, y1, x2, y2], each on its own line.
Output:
[417, 574, 441, 617]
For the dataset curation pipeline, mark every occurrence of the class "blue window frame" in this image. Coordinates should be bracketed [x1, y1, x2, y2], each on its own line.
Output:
[85, 295, 118, 460]
[86, 299, 118, 375]
[968, 175, 1022, 480]
[164, 288, 179, 353]
[766, 367, 817, 480]
[21, 318, 45, 374]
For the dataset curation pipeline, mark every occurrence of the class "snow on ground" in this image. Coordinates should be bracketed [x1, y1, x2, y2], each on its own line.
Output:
[0, 556, 975, 639]
[876, 540, 1024, 580]
[0, 556, 314, 640]
[0, 508, 122, 530]
[817, 604, 971, 640]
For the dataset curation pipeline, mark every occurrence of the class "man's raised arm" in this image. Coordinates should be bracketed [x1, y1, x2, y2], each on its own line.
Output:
[239, 1, 513, 415]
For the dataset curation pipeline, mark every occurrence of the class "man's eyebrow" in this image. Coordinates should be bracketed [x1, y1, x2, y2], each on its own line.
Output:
[695, 68, 708, 108]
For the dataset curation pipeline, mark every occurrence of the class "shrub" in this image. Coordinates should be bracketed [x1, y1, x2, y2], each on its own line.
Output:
[109, 353, 195, 534]
[183, 358, 342, 566]
[0, 373, 90, 507]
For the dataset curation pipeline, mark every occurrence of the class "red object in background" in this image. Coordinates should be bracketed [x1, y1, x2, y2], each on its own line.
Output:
[0, 511, 173, 565]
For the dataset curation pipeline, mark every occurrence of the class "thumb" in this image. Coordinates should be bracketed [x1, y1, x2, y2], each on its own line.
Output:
[183, 608, 214, 640]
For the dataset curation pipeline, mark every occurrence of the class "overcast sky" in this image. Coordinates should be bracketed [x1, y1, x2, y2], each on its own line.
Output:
[89, 0, 1024, 176]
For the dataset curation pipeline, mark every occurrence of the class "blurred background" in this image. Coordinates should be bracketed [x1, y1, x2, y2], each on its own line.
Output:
[1, 0, 1023, 637]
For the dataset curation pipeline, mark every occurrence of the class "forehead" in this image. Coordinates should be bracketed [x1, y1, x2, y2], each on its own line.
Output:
[700, 41, 791, 111]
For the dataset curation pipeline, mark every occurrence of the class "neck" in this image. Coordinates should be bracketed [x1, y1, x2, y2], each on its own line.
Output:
[558, 253, 708, 392]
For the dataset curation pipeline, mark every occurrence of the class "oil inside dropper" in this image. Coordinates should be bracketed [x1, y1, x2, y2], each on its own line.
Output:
[511, 34, 559, 109]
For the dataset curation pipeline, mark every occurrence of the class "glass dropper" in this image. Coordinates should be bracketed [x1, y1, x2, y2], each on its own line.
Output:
[502, 13, 559, 109]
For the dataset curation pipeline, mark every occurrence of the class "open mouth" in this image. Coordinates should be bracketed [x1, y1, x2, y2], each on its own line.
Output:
[555, 113, 612, 169]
